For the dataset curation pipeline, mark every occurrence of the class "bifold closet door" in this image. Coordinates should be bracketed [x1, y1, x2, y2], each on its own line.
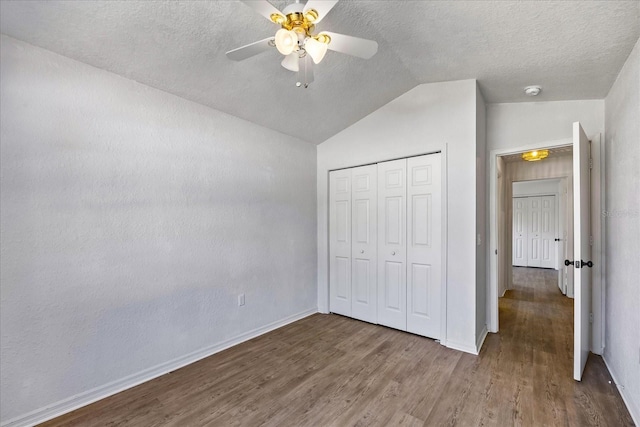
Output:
[406, 154, 441, 338]
[351, 165, 378, 323]
[331, 153, 442, 339]
[513, 198, 528, 267]
[329, 169, 352, 316]
[539, 196, 556, 269]
[528, 197, 542, 267]
[377, 159, 407, 331]
[329, 166, 377, 321]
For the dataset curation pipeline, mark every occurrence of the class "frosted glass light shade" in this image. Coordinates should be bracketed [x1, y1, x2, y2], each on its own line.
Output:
[275, 29, 297, 55]
[305, 37, 328, 64]
[281, 53, 299, 72]
[522, 149, 549, 161]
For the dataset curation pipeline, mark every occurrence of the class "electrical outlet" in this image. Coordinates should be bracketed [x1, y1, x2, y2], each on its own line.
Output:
[238, 293, 245, 307]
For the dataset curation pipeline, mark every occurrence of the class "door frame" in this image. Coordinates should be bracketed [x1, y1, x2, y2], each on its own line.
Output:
[326, 148, 449, 345]
[487, 136, 605, 354]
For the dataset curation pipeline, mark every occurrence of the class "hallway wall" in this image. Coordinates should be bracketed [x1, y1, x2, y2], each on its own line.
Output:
[604, 37, 640, 424]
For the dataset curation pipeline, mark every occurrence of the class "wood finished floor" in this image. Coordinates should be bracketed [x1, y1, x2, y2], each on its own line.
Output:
[42, 267, 634, 426]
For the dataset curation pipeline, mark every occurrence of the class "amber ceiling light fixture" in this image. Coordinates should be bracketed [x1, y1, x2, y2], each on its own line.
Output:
[522, 149, 549, 161]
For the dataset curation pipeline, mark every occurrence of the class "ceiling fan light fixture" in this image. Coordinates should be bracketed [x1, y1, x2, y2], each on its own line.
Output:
[281, 52, 299, 72]
[305, 37, 328, 64]
[270, 13, 286, 25]
[304, 9, 319, 23]
[275, 28, 298, 55]
[315, 33, 331, 44]
[522, 149, 549, 162]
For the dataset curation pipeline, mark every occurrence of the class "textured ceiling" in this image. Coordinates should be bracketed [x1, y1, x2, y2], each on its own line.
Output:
[1, 1, 638, 144]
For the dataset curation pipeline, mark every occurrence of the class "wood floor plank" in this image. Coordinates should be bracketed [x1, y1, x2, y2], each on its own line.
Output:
[40, 267, 634, 427]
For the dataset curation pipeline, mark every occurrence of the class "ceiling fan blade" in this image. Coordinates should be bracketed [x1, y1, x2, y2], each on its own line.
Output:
[320, 31, 378, 59]
[303, 0, 339, 24]
[226, 37, 274, 61]
[297, 55, 314, 87]
[240, 0, 285, 22]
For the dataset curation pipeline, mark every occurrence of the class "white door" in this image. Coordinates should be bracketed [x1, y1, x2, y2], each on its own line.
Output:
[406, 154, 441, 339]
[540, 196, 556, 269]
[512, 198, 528, 266]
[351, 164, 378, 323]
[329, 169, 352, 316]
[528, 197, 542, 267]
[573, 122, 592, 381]
[377, 158, 407, 330]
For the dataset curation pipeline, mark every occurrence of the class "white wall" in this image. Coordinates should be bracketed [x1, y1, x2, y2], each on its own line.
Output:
[317, 79, 483, 353]
[603, 37, 640, 424]
[487, 100, 604, 151]
[0, 36, 317, 425]
[475, 85, 488, 345]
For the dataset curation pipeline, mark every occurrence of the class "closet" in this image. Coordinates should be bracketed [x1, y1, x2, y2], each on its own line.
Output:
[329, 153, 442, 339]
[512, 196, 556, 268]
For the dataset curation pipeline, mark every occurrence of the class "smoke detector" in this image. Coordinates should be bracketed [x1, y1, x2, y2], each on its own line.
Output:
[524, 85, 542, 96]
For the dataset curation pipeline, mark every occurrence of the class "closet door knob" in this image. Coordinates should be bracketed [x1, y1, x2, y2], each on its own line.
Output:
[360, 250, 364, 254]
[391, 251, 396, 256]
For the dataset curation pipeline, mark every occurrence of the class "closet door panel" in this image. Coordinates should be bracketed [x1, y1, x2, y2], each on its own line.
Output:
[528, 197, 542, 267]
[377, 159, 407, 330]
[351, 164, 378, 323]
[406, 154, 442, 338]
[512, 198, 528, 266]
[540, 195, 556, 269]
[329, 169, 352, 316]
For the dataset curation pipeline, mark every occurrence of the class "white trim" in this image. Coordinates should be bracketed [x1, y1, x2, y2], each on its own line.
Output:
[603, 356, 640, 426]
[590, 133, 605, 355]
[0, 308, 318, 427]
[445, 339, 479, 355]
[475, 324, 489, 354]
[488, 151, 499, 332]
[440, 144, 449, 345]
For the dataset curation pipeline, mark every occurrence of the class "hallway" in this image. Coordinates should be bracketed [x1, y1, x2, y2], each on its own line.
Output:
[494, 266, 633, 425]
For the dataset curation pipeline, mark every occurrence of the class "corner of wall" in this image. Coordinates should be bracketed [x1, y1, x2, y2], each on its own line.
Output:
[475, 82, 488, 342]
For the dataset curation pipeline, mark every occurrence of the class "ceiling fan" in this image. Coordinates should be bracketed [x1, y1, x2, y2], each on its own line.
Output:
[226, 0, 378, 88]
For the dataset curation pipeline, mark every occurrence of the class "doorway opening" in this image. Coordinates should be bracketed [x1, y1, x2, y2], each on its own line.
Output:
[488, 125, 605, 381]
[494, 147, 574, 302]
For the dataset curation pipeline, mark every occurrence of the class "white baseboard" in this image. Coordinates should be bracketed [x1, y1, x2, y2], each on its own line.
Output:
[602, 356, 640, 426]
[445, 339, 479, 355]
[445, 325, 488, 356]
[1, 308, 318, 427]
[476, 324, 488, 354]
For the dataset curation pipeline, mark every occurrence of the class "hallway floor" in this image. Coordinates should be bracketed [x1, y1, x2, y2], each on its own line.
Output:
[497, 266, 633, 425]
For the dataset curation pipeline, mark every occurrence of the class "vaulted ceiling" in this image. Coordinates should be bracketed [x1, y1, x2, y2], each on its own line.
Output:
[1, 1, 638, 144]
